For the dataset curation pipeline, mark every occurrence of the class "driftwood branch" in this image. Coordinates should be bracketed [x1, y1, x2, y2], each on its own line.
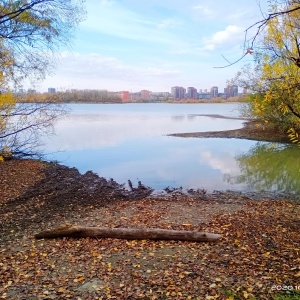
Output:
[35, 225, 222, 242]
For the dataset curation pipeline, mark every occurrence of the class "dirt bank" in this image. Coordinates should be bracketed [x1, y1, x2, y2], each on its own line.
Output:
[169, 119, 290, 143]
[1, 159, 300, 299]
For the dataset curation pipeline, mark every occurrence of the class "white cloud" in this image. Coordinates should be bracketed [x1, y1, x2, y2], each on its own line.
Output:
[200, 150, 238, 174]
[157, 18, 178, 29]
[201, 25, 244, 51]
[227, 10, 251, 21]
[193, 5, 214, 17]
[39, 52, 180, 91]
[82, 1, 179, 45]
[146, 67, 179, 76]
[99, 0, 115, 7]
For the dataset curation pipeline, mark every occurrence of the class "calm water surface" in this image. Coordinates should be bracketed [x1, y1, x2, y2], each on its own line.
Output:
[43, 103, 300, 194]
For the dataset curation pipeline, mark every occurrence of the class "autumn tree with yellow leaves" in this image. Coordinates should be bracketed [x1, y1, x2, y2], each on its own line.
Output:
[0, 38, 18, 160]
[0, 0, 85, 159]
[235, 0, 300, 145]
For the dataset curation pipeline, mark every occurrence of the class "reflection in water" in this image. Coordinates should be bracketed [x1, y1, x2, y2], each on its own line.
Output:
[224, 143, 300, 194]
[171, 115, 185, 121]
[45, 106, 244, 151]
[42, 104, 300, 193]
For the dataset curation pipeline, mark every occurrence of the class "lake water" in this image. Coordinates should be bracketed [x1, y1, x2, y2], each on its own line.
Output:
[42, 103, 300, 194]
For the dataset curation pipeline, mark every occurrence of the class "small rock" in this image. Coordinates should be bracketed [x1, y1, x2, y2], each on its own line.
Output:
[77, 278, 105, 292]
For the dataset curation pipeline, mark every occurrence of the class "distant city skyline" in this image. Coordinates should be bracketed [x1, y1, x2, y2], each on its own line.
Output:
[18, 82, 243, 103]
[31, 0, 268, 93]
[32, 78, 235, 93]
[31, 83, 239, 101]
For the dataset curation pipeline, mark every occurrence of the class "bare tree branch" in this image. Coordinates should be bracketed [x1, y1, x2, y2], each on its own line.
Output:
[215, 2, 300, 68]
[214, 52, 249, 69]
[246, 4, 300, 48]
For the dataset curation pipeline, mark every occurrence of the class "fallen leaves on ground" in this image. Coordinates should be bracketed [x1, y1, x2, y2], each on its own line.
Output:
[0, 160, 300, 299]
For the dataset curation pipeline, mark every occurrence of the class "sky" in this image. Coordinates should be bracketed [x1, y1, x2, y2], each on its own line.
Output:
[37, 0, 269, 93]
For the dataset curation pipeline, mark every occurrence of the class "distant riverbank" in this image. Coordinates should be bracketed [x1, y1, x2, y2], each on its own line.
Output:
[16, 94, 245, 104]
[169, 117, 290, 143]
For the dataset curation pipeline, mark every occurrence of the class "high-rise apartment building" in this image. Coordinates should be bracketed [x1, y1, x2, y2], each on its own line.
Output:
[210, 86, 218, 98]
[28, 89, 36, 94]
[117, 91, 129, 101]
[140, 90, 151, 100]
[224, 85, 238, 99]
[48, 87, 56, 93]
[187, 87, 198, 99]
[171, 86, 186, 99]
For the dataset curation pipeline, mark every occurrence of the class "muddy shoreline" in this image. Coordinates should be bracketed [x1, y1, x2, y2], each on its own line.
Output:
[1, 149, 297, 244]
[0, 117, 295, 220]
[1, 159, 300, 299]
[168, 118, 290, 143]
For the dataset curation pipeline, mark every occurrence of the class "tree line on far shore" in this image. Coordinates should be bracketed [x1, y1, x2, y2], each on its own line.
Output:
[17, 89, 123, 104]
[16, 90, 246, 104]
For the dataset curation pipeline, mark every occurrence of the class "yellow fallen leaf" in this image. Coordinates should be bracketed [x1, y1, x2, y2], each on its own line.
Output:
[58, 287, 66, 293]
[243, 290, 249, 298]
[107, 262, 112, 271]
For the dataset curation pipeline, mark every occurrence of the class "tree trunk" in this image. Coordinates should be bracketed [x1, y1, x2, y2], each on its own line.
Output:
[34, 225, 221, 242]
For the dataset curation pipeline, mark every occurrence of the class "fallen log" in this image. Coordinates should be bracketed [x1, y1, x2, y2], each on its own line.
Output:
[34, 225, 221, 242]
